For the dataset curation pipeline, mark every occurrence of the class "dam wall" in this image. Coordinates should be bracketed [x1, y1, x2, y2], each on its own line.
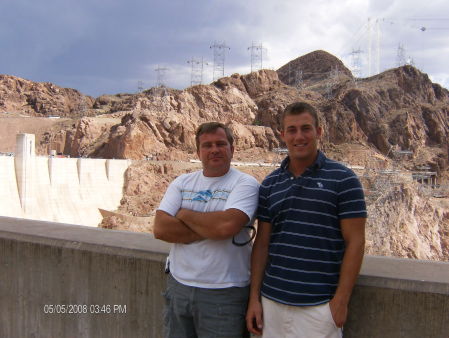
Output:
[1, 216, 448, 338]
[0, 134, 131, 227]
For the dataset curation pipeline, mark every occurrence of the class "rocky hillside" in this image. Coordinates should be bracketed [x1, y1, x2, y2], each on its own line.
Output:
[0, 74, 94, 117]
[1, 51, 448, 175]
[1, 50, 448, 261]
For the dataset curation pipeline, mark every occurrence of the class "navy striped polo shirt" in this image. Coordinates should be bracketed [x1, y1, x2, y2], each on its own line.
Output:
[258, 151, 367, 306]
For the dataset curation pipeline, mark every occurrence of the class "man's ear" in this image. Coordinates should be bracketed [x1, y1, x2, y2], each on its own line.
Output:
[280, 129, 285, 143]
[317, 126, 323, 139]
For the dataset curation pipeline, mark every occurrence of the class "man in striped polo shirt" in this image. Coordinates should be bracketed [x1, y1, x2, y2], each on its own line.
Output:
[246, 102, 367, 337]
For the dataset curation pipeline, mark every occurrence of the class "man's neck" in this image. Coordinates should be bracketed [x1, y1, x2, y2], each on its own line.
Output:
[202, 166, 231, 178]
[288, 152, 318, 177]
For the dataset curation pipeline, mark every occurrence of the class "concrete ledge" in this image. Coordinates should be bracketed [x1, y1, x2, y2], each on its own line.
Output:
[1, 216, 448, 338]
[358, 255, 449, 295]
[0, 216, 170, 338]
[347, 254, 449, 337]
[0, 215, 170, 262]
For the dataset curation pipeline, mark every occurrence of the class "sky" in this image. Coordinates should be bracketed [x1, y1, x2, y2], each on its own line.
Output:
[1, 0, 448, 97]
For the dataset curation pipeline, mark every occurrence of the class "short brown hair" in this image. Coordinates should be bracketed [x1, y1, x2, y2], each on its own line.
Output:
[195, 122, 234, 150]
[282, 102, 319, 128]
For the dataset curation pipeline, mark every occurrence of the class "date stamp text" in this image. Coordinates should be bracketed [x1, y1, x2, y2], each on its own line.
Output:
[43, 304, 127, 314]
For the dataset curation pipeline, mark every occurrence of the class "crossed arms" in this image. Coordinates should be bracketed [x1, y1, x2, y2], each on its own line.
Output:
[153, 208, 250, 243]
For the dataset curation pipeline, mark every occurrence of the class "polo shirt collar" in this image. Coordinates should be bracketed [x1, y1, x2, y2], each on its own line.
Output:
[280, 150, 326, 173]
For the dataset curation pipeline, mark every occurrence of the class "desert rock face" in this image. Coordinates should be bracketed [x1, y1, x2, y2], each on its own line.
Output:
[67, 76, 280, 159]
[366, 182, 449, 260]
[1, 50, 448, 261]
[341, 66, 449, 166]
[0, 74, 94, 117]
[277, 50, 353, 86]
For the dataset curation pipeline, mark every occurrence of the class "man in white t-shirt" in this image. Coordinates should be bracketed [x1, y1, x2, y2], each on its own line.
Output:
[154, 122, 259, 338]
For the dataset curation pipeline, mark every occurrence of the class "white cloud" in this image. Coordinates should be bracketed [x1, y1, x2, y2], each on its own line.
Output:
[1, 0, 448, 95]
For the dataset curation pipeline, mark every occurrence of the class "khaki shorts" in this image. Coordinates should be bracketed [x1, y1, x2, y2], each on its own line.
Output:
[261, 296, 343, 338]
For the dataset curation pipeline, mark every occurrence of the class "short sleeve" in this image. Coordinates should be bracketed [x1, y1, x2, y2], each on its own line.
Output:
[224, 174, 259, 221]
[337, 171, 367, 219]
[257, 179, 271, 223]
[157, 175, 184, 216]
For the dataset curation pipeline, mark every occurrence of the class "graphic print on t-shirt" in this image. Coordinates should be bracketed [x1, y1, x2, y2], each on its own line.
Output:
[192, 190, 213, 202]
[182, 189, 231, 203]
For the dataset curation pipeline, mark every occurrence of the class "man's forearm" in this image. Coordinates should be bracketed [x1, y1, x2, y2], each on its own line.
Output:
[176, 208, 248, 240]
[330, 217, 366, 327]
[249, 221, 272, 300]
[333, 238, 365, 304]
[249, 242, 269, 301]
[246, 221, 271, 335]
[153, 210, 203, 244]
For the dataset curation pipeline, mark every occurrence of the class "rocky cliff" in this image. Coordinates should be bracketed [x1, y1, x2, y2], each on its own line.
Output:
[1, 50, 448, 261]
[0, 74, 94, 117]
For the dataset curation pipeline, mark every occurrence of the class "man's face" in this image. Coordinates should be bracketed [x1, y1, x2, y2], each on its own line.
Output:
[197, 128, 234, 177]
[281, 112, 322, 164]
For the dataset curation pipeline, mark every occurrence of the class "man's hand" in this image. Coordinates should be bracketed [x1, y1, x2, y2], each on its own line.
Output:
[246, 220, 272, 336]
[329, 216, 366, 328]
[329, 297, 348, 328]
[246, 298, 264, 336]
[153, 210, 203, 244]
[176, 208, 249, 240]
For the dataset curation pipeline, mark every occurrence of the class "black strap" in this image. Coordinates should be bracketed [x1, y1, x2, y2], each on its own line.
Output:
[232, 225, 257, 246]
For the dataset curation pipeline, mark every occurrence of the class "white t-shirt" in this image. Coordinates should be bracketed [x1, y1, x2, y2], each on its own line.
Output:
[158, 167, 259, 288]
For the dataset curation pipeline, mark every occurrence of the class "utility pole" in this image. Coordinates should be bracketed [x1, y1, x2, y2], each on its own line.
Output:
[137, 81, 144, 93]
[287, 63, 303, 89]
[247, 42, 265, 72]
[368, 18, 372, 76]
[326, 66, 340, 99]
[396, 44, 406, 67]
[210, 41, 230, 81]
[187, 57, 208, 86]
[367, 17, 381, 76]
[155, 65, 168, 88]
[294, 69, 303, 90]
[376, 18, 381, 74]
[350, 49, 363, 78]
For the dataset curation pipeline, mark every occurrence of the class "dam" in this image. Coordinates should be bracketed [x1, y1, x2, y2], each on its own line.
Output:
[0, 134, 131, 227]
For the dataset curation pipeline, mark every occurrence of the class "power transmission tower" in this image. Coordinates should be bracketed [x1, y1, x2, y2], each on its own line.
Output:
[376, 18, 381, 74]
[294, 69, 303, 90]
[350, 48, 363, 86]
[367, 18, 381, 76]
[326, 67, 340, 99]
[210, 41, 230, 81]
[396, 44, 406, 67]
[287, 63, 303, 89]
[155, 65, 168, 87]
[247, 42, 265, 72]
[187, 57, 208, 86]
[350, 49, 363, 78]
[137, 81, 144, 93]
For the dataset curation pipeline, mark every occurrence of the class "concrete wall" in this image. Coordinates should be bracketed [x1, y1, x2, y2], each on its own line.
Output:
[346, 256, 449, 338]
[1, 216, 448, 338]
[0, 134, 131, 226]
[0, 216, 170, 338]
